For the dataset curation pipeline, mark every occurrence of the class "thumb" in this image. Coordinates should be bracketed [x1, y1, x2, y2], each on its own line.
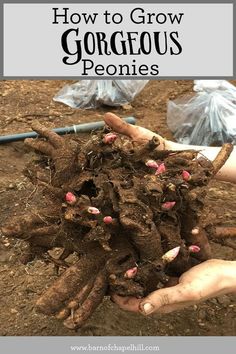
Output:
[139, 284, 193, 315]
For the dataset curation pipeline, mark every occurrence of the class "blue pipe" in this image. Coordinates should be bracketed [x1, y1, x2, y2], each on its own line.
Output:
[0, 117, 136, 144]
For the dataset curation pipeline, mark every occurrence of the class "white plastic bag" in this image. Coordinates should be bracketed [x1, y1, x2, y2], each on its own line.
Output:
[193, 80, 236, 93]
[167, 80, 236, 146]
[53, 80, 149, 108]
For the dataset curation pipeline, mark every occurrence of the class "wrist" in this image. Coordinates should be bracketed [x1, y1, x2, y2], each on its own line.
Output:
[220, 260, 236, 294]
[161, 139, 175, 151]
[163, 139, 187, 151]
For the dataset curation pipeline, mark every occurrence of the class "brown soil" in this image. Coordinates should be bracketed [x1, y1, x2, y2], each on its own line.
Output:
[0, 80, 236, 336]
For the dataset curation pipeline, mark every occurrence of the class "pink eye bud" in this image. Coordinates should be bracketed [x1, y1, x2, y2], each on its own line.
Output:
[155, 163, 166, 175]
[103, 216, 113, 224]
[162, 246, 180, 263]
[182, 170, 191, 181]
[65, 192, 77, 205]
[87, 207, 100, 215]
[188, 245, 201, 253]
[145, 160, 159, 169]
[161, 201, 176, 210]
[103, 133, 117, 144]
[124, 267, 138, 279]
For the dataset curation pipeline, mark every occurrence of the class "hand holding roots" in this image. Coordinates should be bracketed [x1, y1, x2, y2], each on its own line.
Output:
[2, 123, 233, 329]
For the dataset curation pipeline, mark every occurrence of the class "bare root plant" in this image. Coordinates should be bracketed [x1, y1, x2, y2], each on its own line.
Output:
[2, 122, 234, 329]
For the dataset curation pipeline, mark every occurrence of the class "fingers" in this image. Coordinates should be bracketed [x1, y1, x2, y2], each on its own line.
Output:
[111, 288, 196, 315]
[155, 300, 196, 314]
[139, 284, 196, 315]
[111, 294, 142, 312]
[104, 112, 138, 139]
[109, 277, 144, 297]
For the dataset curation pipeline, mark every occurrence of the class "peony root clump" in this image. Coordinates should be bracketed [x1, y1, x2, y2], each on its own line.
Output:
[1, 121, 233, 330]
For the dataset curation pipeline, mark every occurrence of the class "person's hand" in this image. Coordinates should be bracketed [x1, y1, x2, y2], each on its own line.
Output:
[104, 112, 168, 150]
[104, 112, 236, 184]
[111, 259, 236, 315]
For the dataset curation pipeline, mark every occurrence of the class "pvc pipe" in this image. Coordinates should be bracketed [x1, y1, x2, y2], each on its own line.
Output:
[0, 117, 136, 144]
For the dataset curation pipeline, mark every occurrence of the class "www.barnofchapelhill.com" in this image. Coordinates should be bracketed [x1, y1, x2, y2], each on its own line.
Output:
[52, 7, 184, 76]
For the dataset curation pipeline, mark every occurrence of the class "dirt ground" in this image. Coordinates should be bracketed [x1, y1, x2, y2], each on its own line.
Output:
[0, 80, 235, 336]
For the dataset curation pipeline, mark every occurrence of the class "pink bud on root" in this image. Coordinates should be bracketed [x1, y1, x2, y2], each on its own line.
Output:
[182, 170, 191, 181]
[103, 216, 113, 224]
[188, 245, 201, 253]
[87, 207, 100, 215]
[162, 246, 180, 263]
[155, 163, 166, 175]
[65, 192, 77, 205]
[161, 201, 176, 210]
[191, 227, 199, 235]
[124, 267, 138, 279]
[145, 160, 159, 169]
[103, 133, 117, 144]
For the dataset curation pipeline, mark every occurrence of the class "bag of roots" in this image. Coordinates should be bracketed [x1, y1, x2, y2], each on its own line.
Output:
[53, 80, 149, 109]
[167, 80, 236, 146]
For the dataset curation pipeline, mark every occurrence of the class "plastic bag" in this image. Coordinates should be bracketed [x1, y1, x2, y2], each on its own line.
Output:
[193, 80, 236, 93]
[53, 80, 149, 109]
[167, 80, 236, 146]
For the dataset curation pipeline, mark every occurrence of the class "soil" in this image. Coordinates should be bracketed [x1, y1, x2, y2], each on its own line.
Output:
[0, 80, 236, 336]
